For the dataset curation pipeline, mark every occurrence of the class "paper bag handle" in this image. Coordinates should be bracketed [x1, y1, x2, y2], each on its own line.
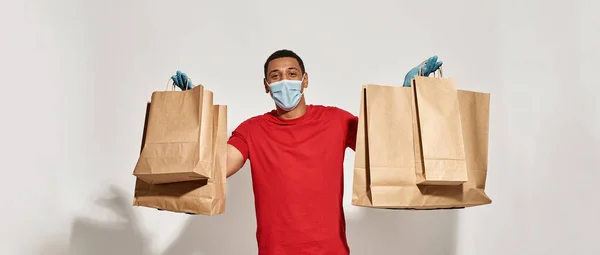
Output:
[417, 61, 444, 78]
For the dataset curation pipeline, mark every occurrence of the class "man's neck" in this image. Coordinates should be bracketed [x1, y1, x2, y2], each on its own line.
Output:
[277, 99, 308, 120]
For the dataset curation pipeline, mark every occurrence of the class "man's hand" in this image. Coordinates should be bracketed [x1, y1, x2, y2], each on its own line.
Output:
[403, 56, 443, 87]
[171, 70, 194, 90]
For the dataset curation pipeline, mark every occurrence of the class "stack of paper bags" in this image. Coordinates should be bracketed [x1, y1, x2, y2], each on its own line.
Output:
[132, 84, 227, 215]
[352, 69, 492, 209]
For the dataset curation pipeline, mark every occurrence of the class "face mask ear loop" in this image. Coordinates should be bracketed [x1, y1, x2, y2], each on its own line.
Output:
[300, 73, 307, 89]
[299, 73, 306, 96]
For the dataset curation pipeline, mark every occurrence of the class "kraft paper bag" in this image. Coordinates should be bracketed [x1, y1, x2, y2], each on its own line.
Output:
[412, 76, 468, 185]
[133, 85, 215, 184]
[133, 104, 227, 215]
[352, 84, 491, 209]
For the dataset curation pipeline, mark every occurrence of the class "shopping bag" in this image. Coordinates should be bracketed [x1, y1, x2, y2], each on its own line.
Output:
[133, 84, 215, 184]
[412, 75, 468, 185]
[133, 104, 227, 215]
[352, 84, 491, 209]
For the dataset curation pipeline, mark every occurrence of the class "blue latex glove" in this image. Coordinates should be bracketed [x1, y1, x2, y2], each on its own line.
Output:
[171, 70, 194, 90]
[402, 56, 443, 87]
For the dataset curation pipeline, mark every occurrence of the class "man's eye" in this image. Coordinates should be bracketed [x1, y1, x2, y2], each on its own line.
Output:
[290, 73, 296, 76]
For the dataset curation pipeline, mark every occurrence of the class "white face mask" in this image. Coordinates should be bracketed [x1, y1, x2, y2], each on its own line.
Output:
[267, 75, 305, 111]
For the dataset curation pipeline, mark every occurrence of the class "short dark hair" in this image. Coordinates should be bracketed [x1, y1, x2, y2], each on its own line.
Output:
[263, 49, 306, 77]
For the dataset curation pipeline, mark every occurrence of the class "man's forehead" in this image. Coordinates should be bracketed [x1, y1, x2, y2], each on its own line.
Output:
[268, 57, 300, 70]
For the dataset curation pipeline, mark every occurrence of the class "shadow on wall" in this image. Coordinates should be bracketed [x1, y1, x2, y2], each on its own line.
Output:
[68, 186, 151, 255]
[162, 165, 257, 255]
[66, 168, 458, 255]
[66, 164, 256, 255]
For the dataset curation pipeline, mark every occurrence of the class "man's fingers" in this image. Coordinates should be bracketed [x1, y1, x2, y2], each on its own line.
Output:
[426, 56, 438, 74]
[434, 61, 443, 72]
[171, 75, 178, 86]
[177, 74, 184, 87]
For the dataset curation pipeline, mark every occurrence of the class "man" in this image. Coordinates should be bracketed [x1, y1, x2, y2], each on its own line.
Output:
[172, 50, 442, 255]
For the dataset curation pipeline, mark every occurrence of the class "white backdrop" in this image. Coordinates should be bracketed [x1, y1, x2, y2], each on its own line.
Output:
[1, 0, 599, 254]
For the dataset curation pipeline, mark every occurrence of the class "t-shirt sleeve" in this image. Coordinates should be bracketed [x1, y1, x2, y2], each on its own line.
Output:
[227, 120, 251, 161]
[346, 115, 359, 151]
[335, 107, 359, 151]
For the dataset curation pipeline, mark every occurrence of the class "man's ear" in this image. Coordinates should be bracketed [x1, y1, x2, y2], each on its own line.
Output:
[264, 78, 270, 94]
[302, 72, 309, 89]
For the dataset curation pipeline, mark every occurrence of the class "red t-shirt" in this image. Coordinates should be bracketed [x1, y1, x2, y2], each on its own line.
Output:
[227, 105, 358, 255]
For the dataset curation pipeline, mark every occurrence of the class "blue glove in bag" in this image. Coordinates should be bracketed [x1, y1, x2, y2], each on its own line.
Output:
[403, 56, 443, 87]
[171, 70, 194, 90]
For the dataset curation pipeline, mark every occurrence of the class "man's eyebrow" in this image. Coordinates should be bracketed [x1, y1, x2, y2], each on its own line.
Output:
[268, 67, 299, 75]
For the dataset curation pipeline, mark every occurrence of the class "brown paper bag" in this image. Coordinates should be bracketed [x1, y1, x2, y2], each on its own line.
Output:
[352, 84, 491, 209]
[413, 76, 468, 185]
[132, 103, 227, 215]
[133, 85, 215, 184]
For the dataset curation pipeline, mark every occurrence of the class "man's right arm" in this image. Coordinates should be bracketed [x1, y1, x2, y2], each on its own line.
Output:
[225, 121, 251, 178]
[226, 144, 245, 178]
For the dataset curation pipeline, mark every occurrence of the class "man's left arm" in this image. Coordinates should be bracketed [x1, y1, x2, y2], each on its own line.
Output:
[345, 113, 359, 151]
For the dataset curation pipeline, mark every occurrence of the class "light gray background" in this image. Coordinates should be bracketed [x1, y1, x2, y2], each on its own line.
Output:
[1, 0, 598, 254]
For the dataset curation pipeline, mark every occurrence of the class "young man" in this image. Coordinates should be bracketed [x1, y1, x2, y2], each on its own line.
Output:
[172, 50, 442, 255]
